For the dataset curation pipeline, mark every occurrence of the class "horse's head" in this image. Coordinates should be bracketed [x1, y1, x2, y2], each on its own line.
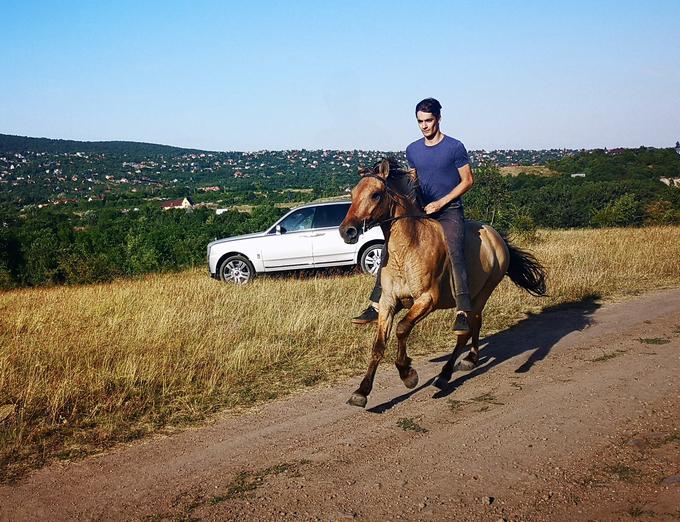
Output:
[339, 158, 422, 244]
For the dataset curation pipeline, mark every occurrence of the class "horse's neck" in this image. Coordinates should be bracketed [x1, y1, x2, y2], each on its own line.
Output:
[385, 196, 426, 254]
[391, 195, 423, 219]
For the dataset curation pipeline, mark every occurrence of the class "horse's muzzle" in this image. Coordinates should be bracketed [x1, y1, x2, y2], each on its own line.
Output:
[339, 223, 359, 244]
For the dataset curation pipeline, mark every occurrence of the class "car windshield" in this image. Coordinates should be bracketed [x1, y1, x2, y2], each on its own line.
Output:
[277, 207, 315, 232]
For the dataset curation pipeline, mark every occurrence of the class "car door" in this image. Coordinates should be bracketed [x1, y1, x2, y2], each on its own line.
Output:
[309, 203, 357, 266]
[259, 206, 316, 269]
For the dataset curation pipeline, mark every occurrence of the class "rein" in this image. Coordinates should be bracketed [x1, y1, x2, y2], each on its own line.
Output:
[372, 214, 433, 228]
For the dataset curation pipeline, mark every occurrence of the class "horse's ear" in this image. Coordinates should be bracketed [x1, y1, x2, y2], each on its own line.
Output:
[379, 158, 391, 178]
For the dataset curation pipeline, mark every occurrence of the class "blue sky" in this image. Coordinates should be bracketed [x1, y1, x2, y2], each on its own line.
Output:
[2, 1, 679, 151]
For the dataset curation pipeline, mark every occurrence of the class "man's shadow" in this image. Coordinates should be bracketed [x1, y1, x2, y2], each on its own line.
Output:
[367, 294, 601, 413]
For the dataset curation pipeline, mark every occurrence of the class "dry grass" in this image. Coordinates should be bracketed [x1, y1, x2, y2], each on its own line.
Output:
[499, 165, 559, 177]
[2, 226, 680, 481]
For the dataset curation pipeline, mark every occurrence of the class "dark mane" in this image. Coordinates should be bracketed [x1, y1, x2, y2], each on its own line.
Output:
[364, 157, 424, 211]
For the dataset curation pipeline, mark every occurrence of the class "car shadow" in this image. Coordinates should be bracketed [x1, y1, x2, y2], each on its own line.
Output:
[260, 265, 365, 281]
[366, 294, 601, 413]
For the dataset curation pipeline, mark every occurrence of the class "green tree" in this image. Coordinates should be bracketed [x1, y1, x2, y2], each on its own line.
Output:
[592, 193, 644, 227]
[464, 164, 513, 230]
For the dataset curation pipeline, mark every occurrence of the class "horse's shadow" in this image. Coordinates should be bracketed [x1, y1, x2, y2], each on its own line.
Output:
[367, 295, 601, 413]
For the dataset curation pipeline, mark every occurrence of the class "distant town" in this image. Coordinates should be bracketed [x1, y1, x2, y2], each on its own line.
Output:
[1, 134, 679, 216]
[0, 135, 582, 210]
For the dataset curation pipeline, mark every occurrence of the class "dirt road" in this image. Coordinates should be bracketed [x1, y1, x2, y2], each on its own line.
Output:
[2, 289, 680, 521]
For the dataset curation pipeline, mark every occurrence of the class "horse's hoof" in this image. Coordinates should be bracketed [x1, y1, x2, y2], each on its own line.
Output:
[455, 356, 477, 372]
[347, 393, 367, 408]
[432, 375, 449, 390]
[402, 368, 419, 389]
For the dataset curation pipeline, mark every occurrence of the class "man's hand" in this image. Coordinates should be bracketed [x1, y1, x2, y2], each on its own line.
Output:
[424, 201, 443, 214]
[424, 164, 475, 215]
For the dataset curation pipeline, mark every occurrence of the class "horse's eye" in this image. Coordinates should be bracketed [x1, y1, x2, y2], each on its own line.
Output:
[371, 192, 382, 202]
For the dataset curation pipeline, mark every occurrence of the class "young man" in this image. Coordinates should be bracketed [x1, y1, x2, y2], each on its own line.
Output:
[352, 97, 474, 335]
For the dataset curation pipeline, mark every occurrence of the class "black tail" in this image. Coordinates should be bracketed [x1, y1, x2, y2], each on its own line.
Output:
[506, 241, 548, 296]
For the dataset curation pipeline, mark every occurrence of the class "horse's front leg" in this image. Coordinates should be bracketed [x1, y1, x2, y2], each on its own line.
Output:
[395, 293, 435, 389]
[347, 298, 396, 408]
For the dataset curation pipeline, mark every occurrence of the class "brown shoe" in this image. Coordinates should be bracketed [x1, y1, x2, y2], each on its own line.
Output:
[453, 311, 471, 335]
[352, 305, 378, 324]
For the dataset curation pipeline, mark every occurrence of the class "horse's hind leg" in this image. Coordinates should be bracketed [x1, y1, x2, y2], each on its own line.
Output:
[395, 293, 435, 389]
[456, 273, 499, 372]
[433, 330, 471, 389]
[457, 312, 481, 371]
[348, 300, 396, 408]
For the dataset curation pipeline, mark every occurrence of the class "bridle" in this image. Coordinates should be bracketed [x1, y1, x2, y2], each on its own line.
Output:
[359, 172, 433, 231]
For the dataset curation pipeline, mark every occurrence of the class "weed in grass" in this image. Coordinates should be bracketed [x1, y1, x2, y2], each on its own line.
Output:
[470, 392, 504, 406]
[397, 417, 428, 433]
[662, 433, 680, 445]
[148, 461, 304, 520]
[446, 393, 503, 415]
[591, 349, 626, 362]
[607, 463, 639, 482]
[579, 475, 606, 488]
[216, 462, 298, 502]
[648, 432, 680, 448]
[302, 372, 323, 386]
[637, 337, 671, 345]
[567, 493, 581, 505]
[447, 399, 464, 413]
[627, 504, 655, 518]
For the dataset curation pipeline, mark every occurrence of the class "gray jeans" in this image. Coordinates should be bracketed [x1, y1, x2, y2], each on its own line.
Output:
[368, 204, 472, 311]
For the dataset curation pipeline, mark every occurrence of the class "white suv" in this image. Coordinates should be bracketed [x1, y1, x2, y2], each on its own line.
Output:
[207, 201, 384, 284]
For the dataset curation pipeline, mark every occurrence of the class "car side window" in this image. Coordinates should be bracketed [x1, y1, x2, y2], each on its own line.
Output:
[312, 204, 350, 229]
[277, 207, 316, 233]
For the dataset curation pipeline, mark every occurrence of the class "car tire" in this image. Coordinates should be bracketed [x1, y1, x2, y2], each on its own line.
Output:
[219, 255, 256, 285]
[360, 243, 383, 275]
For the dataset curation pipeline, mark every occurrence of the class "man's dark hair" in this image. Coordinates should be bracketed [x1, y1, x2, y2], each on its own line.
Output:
[415, 98, 442, 118]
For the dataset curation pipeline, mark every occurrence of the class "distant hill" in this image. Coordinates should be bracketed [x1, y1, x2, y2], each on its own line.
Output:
[0, 133, 209, 155]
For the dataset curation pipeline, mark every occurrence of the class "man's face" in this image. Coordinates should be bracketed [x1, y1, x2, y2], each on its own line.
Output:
[416, 110, 440, 139]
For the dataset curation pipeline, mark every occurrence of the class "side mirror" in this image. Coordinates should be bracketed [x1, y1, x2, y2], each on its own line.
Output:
[276, 225, 285, 235]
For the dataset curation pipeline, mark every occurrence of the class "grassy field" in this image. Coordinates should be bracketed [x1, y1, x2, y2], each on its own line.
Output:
[2, 226, 680, 482]
[499, 165, 559, 177]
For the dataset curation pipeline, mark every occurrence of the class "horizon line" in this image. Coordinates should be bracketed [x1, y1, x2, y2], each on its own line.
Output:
[2, 131, 678, 154]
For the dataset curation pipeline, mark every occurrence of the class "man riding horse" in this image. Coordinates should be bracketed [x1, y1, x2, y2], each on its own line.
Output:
[352, 97, 474, 335]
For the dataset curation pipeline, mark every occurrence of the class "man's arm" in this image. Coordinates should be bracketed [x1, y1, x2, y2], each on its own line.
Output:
[424, 164, 474, 214]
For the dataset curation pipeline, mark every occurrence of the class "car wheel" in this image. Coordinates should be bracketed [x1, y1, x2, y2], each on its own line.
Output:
[219, 255, 255, 284]
[360, 243, 383, 275]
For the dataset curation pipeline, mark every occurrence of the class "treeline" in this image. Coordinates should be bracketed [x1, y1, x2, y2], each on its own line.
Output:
[0, 205, 284, 288]
[0, 133, 204, 156]
[1, 147, 679, 290]
[467, 148, 680, 231]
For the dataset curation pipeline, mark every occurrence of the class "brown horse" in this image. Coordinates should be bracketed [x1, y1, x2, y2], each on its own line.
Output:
[339, 159, 547, 408]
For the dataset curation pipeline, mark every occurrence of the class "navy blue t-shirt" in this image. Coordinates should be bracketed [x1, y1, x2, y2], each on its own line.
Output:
[405, 135, 470, 207]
